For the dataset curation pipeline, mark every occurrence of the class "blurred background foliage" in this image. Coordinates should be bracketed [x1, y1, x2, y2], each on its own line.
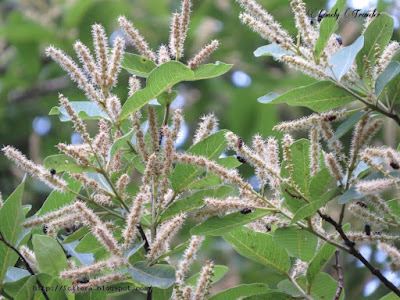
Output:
[0, 0, 400, 299]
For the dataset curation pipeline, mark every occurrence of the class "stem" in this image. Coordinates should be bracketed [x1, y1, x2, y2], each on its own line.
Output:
[0, 231, 50, 300]
[334, 81, 400, 127]
[333, 250, 344, 300]
[319, 212, 400, 297]
[287, 274, 313, 300]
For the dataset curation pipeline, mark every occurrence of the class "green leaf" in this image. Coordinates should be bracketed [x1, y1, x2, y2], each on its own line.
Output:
[36, 273, 68, 300]
[387, 199, 400, 219]
[244, 291, 292, 300]
[278, 273, 344, 299]
[308, 168, 334, 202]
[171, 130, 228, 192]
[121, 52, 157, 77]
[120, 61, 193, 121]
[62, 226, 89, 244]
[375, 61, 400, 97]
[160, 185, 233, 221]
[76, 291, 107, 300]
[3, 276, 31, 298]
[257, 92, 280, 104]
[185, 265, 228, 286]
[44, 154, 94, 173]
[281, 139, 311, 212]
[329, 111, 365, 143]
[152, 288, 173, 300]
[49, 101, 108, 122]
[109, 127, 136, 158]
[187, 156, 241, 190]
[259, 81, 355, 111]
[189, 62, 233, 80]
[209, 283, 268, 300]
[156, 91, 178, 106]
[75, 233, 104, 253]
[223, 226, 290, 274]
[120, 61, 231, 121]
[273, 227, 318, 261]
[306, 242, 336, 286]
[356, 13, 394, 77]
[191, 210, 271, 236]
[37, 173, 82, 215]
[291, 188, 341, 225]
[380, 292, 400, 300]
[127, 261, 175, 289]
[32, 235, 68, 277]
[14, 275, 36, 300]
[314, 0, 346, 59]
[254, 43, 293, 59]
[326, 36, 364, 80]
[0, 177, 25, 284]
[385, 66, 400, 105]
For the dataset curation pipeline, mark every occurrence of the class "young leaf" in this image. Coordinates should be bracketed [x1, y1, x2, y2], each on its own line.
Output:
[120, 61, 194, 121]
[190, 210, 271, 236]
[171, 130, 228, 192]
[160, 185, 233, 222]
[253, 43, 293, 59]
[314, 0, 346, 59]
[290, 188, 340, 224]
[223, 226, 290, 274]
[356, 13, 394, 78]
[49, 101, 109, 122]
[306, 242, 336, 286]
[208, 283, 268, 300]
[258, 81, 355, 111]
[32, 235, 68, 277]
[120, 52, 157, 77]
[375, 61, 400, 97]
[0, 177, 25, 284]
[326, 36, 364, 80]
[127, 261, 175, 289]
[273, 227, 318, 261]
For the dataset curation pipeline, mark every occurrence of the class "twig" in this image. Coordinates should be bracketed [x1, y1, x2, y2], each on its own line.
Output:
[287, 274, 313, 300]
[0, 230, 50, 300]
[318, 212, 400, 297]
[333, 250, 343, 300]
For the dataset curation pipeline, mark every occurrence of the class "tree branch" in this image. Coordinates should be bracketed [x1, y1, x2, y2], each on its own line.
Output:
[318, 212, 400, 297]
[333, 250, 343, 300]
[0, 230, 50, 300]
